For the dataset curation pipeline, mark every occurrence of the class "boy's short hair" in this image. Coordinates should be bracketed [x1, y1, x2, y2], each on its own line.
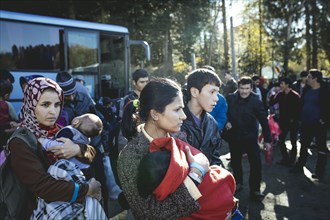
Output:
[300, 71, 308, 78]
[0, 69, 15, 83]
[132, 69, 149, 82]
[0, 79, 13, 97]
[279, 77, 292, 87]
[309, 69, 323, 83]
[238, 76, 253, 87]
[186, 68, 221, 95]
[137, 150, 171, 198]
[251, 75, 260, 81]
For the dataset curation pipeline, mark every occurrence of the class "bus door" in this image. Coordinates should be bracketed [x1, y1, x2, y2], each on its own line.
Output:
[66, 29, 127, 100]
[65, 29, 99, 99]
[99, 34, 127, 99]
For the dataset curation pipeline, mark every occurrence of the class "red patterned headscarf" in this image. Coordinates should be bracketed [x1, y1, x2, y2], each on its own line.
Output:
[19, 77, 63, 138]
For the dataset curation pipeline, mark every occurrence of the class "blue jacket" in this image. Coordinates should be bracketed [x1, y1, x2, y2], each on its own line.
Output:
[210, 93, 228, 131]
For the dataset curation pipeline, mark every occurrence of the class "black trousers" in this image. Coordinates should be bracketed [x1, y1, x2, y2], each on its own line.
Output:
[278, 120, 299, 162]
[229, 138, 262, 192]
[297, 122, 328, 177]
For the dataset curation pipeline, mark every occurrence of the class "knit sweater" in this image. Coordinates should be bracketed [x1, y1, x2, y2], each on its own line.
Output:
[117, 132, 200, 220]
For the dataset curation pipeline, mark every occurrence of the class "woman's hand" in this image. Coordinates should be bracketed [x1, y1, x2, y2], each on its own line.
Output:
[185, 146, 210, 176]
[225, 122, 232, 130]
[87, 178, 102, 201]
[46, 137, 82, 159]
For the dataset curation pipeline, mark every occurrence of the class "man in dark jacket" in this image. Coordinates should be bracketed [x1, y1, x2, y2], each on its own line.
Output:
[269, 77, 300, 165]
[56, 72, 96, 125]
[181, 68, 222, 166]
[292, 71, 308, 96]
[225, 76, 271, 200]
[290, 69, 330, 179]
[221, 72, 237, 98]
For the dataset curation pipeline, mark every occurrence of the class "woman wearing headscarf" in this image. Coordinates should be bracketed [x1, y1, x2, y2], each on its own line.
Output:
[7, 77, 100, 219]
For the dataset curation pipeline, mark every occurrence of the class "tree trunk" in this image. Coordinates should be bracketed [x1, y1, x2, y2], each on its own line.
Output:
[208, 2, 221, 65]
[259, 0, 262, 76]
[305, 0, 311, 70]
[163, 30, 169, 66]
[311, 0, 318, 68]
[167, 30, 173, 70]
[222, 0, 229, 71]
[283, 14, 292, 73]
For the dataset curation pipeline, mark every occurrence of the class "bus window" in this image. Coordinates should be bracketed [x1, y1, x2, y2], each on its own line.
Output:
[100, 35, 125, 99]
[0, 10, 150, 113]
[0, 20, 62, 70]
[67, 30, 98, 99]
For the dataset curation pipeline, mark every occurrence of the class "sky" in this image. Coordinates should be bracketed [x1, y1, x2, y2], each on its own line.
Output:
[226, 0, 246, 27]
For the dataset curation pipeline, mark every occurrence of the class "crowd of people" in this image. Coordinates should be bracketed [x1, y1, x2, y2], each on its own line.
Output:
[0, 66, 329, 219]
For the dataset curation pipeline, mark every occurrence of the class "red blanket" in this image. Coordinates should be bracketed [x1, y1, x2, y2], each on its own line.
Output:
[150, 137, 237, 220]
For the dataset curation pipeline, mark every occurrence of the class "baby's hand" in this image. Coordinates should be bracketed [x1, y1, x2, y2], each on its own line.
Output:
[9, 121, 18, 128]
[87, 178, 102, 201]
[38, 137, 45, 144]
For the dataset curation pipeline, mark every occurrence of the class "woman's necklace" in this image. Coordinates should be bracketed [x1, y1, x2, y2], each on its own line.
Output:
[141, 124, 170, 142]
[141, 124, 154, 142]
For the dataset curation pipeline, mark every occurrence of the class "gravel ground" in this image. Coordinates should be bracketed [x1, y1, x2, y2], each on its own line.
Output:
[220, 138, 330, 220]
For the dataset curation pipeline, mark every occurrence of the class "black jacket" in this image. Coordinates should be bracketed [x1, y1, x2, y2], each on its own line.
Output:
[63, 92, 96, 123]
[301, 84, 330, 128]
[226, 91, 271, 143]
[181, 107, 222, 166]
[269, 89, 300, 124]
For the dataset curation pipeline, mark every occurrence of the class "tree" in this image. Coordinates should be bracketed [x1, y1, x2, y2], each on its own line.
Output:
[221, 0, 229, 71]
[262, 1, 305, 73]
[318, 0, 330, 62]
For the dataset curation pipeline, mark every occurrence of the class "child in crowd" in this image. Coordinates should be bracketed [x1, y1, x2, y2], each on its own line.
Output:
[39, 113, 103, 169]
[181, 68, 223, 166]
[39, 112, 122, 200]
[137, 137, 243, 220]
[0, 79, 18, 147]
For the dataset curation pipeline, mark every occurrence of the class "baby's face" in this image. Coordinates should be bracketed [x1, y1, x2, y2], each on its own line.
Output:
[71, 115, 99, 135]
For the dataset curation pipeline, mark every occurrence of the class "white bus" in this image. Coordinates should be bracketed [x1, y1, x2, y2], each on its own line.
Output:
[0, 10, 150, 112]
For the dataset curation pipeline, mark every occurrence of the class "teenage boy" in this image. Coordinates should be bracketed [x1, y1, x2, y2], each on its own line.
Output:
[181, 68, 222, 166]
[119, 69, 149, 119]
[269, 77, 300, 165]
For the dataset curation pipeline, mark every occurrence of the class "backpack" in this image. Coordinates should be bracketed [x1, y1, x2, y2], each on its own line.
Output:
[0, 127, 38, 219]
[119, 91, 135, 119]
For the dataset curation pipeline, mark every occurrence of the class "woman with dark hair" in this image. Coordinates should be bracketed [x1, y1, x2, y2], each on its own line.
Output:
[118, 78, 239, 219]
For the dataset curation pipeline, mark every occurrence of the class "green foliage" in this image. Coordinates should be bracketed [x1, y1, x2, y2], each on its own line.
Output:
[1, 0, 329, 78]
